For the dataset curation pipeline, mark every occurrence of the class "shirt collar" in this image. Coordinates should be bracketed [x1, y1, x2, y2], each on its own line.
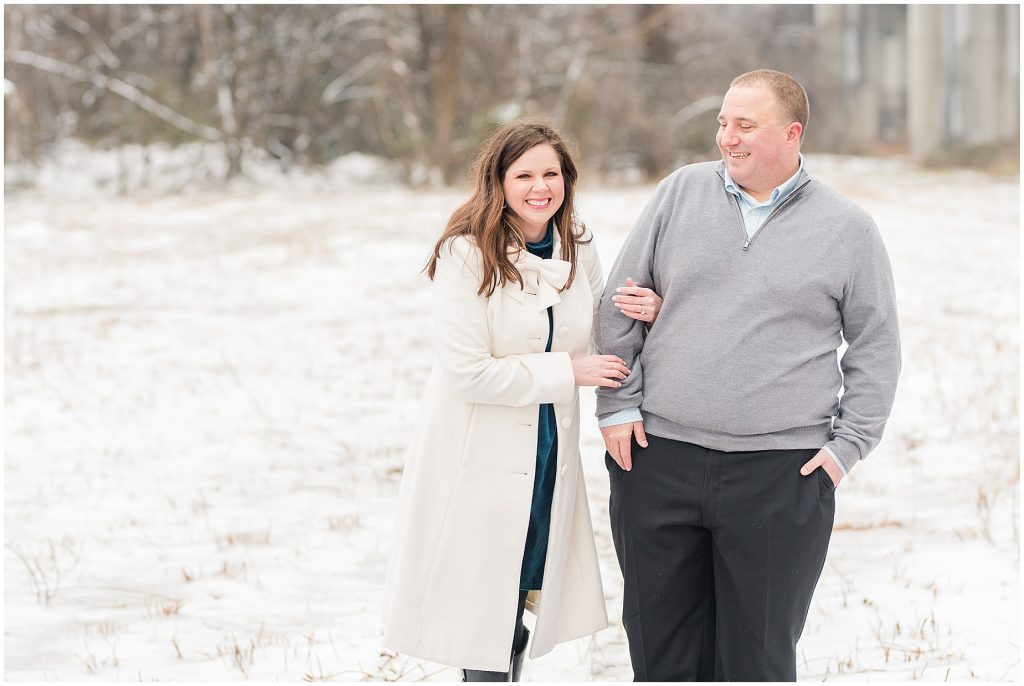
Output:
[723, 154, 804, 207]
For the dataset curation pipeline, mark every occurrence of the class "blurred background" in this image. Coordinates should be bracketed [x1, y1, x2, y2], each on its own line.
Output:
[5, 4, 1020, 191]
[4, 4, 1020, 682]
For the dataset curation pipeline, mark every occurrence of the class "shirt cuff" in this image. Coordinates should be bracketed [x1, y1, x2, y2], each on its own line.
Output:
[598, 408, 643, 428]
[822, 445, 848, 477]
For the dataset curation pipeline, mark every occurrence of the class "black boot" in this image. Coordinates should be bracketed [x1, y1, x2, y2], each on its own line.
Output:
[462, 625, 530, 682]
[462, 664, 511, 682]
[510, 627, 530, 682]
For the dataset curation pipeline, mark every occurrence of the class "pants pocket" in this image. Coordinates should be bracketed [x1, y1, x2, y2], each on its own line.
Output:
[816, 466, 837, 492]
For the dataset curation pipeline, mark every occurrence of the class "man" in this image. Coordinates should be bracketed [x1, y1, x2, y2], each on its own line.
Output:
[595, 69, 901, 681]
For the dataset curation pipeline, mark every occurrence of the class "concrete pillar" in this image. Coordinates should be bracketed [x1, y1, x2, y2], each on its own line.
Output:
[843, 4, 882, 150]
[811, 5, 843, 151]
[907, 4, 946, 158]
[995, 4, 1020, 142]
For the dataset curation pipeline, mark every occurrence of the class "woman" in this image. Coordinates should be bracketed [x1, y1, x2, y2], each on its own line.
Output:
[382, 119, 659, 681]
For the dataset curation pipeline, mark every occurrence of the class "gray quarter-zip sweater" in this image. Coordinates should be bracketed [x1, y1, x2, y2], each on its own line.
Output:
[595, 160, 901, 474]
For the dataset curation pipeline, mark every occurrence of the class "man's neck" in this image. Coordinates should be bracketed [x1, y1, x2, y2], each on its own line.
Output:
[739, 158, 801, 203]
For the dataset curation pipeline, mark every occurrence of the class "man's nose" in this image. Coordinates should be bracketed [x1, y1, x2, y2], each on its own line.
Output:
[720, 127, 740, 145]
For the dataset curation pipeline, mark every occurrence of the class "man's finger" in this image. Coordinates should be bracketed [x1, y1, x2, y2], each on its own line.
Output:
[602, 434, 621, 468]
[800, 450, 826, 475]
[609, 449, 626, 470]
[607, 436, 628, 470]
[619, 436, 632, 471]
[633, 422, 648, 449]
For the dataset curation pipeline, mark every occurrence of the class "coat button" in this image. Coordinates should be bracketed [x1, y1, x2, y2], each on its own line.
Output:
[558, 326, 569, 337]
[560, 416, 571, 429]
[560, 464, 568, 477]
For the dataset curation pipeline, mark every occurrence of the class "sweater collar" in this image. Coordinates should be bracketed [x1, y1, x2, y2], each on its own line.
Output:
[718, 154, 808, 205]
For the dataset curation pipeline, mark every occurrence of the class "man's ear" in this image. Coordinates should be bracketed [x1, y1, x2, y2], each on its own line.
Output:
[786, 122, 803, 145]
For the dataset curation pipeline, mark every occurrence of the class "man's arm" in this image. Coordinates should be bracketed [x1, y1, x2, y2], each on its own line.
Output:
[823, 219, 902, 474]
[595, 178, 672, 468]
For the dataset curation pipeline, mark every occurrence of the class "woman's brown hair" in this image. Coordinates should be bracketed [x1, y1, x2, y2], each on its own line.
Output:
[425, 118, 590, 296]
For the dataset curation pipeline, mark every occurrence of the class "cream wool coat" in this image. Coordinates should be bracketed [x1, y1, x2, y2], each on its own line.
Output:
[382, 229, 608, 671]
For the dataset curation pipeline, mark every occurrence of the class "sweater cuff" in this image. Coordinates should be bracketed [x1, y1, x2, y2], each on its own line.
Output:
[598, 408, 643, 428]
[821, 445, 848, 477]
[823, 439, 858, 475]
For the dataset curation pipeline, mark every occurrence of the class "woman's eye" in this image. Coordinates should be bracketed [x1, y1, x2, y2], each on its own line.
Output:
[517, 174, 530, 180]
[545, 172, 558, 177]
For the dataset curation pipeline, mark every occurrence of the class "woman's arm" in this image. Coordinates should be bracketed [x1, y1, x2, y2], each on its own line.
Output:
[431, 237, 576, 407]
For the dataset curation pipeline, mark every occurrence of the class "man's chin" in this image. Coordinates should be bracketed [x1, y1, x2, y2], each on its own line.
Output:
[726, 166, 750, 185]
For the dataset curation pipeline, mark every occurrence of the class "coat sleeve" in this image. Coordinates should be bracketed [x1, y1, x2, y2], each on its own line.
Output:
[579, 233, 605, 356]
[431, 237, 576, 407]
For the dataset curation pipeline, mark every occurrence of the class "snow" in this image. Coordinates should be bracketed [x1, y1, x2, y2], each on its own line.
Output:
[4, 152, 1019, 681]
[4, 140, 403, 198]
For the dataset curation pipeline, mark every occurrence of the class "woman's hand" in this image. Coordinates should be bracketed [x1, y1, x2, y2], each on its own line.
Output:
[612, 277, 662, 325]
[572, 355, 630, 388]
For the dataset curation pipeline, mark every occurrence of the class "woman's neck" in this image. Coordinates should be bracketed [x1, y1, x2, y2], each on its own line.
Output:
[520, 221, 548, 244]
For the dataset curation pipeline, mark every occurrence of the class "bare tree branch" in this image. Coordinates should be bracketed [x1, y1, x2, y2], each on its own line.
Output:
[7, 49, 223, 141]
[322, 53, 384, 104]
[670, 95, 723, 129]
[55, 8, 120, 70]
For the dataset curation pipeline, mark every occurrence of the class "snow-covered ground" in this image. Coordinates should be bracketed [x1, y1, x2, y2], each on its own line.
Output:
[4, 153, 1019, 681]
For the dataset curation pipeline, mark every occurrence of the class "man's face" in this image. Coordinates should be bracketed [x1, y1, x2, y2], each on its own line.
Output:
[716, 85, 801, 199]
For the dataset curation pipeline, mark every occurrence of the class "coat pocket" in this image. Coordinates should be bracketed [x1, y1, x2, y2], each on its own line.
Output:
[460, 403, 537, 476]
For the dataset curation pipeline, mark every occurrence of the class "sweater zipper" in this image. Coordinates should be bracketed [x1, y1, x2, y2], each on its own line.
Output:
[740, 178, 812, 251]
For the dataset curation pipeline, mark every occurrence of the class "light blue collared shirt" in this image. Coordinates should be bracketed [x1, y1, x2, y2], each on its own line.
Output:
[723, 154, 804, 239]
[599, 153, 846, 476]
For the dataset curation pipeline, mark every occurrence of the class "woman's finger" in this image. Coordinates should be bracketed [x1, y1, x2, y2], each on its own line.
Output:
[598, 367, 626, 380]
[615, 286, 650, 297]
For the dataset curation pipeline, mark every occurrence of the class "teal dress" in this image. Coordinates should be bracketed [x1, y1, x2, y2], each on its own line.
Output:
[518, 222, 558, 591]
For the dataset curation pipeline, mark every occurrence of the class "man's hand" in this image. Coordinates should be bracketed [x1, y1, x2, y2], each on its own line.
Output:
[800, 448, 843, 488]
[601, 421, 648, 471]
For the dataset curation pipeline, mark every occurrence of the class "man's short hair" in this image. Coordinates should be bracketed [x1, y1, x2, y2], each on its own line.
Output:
[730, 69, 809, 137]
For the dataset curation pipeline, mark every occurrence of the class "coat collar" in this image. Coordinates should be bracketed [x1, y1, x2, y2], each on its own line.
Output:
[502, 225, 570, 310]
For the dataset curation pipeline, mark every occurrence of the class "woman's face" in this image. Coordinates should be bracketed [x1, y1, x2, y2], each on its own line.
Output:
[501, 143, 565, 242]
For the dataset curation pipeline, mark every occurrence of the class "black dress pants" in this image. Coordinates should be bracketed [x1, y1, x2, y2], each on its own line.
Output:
[606, 434, 835, 682]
